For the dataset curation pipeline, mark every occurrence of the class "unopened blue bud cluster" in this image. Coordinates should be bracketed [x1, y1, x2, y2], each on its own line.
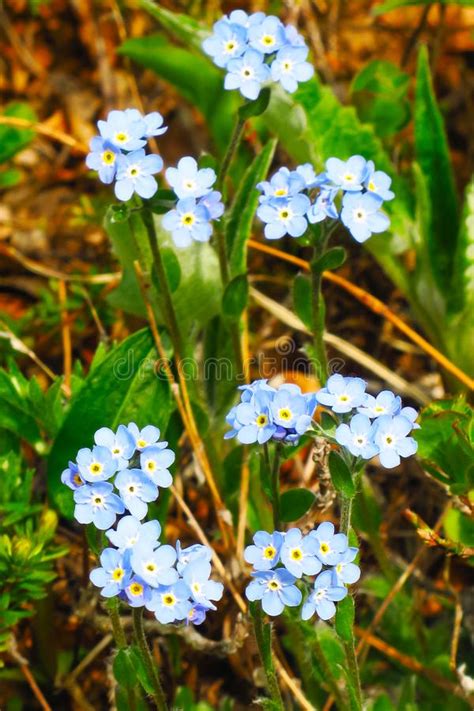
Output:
[256, 155, 394, 243]
[203, 11, 314, 99]
[62, 423, 223, 625]
[245, 524, 360, 619]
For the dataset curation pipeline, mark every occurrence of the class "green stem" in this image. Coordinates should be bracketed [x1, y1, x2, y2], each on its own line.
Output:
[310, 233, 328, 385]
[271, 444, 282, 530]
[263, 443, 281, 530]
[140, 207, 184, 359]
[340, 495, 352, 537]
[215, 114, 247, 378]
[106, 597, 127, 649]
[106, 598, 137, 711]
[132, 608, 168, 711]
[338, 470, 363, 710]
[251, 603, 285, 710]
[218, 114, 246, 200]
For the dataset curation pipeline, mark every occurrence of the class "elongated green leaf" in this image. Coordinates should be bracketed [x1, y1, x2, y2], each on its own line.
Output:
[138, 0, 209, 52]
[227, 139, 277, 276]
[335, 595, 355, 643]
[0, 103, 37, 163]
[313, 247, 347, 273]
[47, 329, 173, 515]
[293, 274, 312, 329]
[238, 88, 271, 120]
[222, 274, 248, 319]
[374, 0, 473, 15]
[449, 175, 474, 314]
[328, 451, 356, 498]
[415, 45, 459, 290]
[280, 488, 316, 522]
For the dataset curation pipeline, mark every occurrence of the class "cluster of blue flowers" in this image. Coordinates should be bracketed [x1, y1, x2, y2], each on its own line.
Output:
[256, 155, 394, 243]
[245, 524, 360, 619]
[85, 109, 166, 201]
[90, 529, 223, 625]
[61, 424, 174, 528]
[203, 11, 313, 99]
[224, 379, 317, 445]
[162, 157, 224, 248]
[316, 375, 420, 468]
[62, 423, 223, 625]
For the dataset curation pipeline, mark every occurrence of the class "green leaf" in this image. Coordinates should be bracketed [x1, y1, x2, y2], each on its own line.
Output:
[415, 398, 474, 495]
[328, 451, 356, 497]
[227, 139, 277, 277]
[312, 247, 347, 274]
[335, 595, 355, 643]
[415, 45, 459, 290]
[160, 247, 181, 293]
[222, 274, 248, 319]
[47, 329, 173, 515]
[238, 88, 271, 121]
[0, 103, 37, 164]
[374, 0, 474, 15]
[280, 488, 316, 522]
[293, 274, 312, 329]
[351, 60, 410, 137]
[443, 508, 474, 548]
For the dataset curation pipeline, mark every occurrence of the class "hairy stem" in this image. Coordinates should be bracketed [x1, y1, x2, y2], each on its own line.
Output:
[106, 598, 137, 711]
[251, 604, 285, 710]
[132, 608, 168, 711]
[271, 443, 282, 530]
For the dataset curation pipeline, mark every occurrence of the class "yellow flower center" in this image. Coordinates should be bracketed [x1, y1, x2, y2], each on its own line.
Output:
[344, 172, 355, 182]
[375, 406, 384, 413]
[385, 436, 393, 445]
[112, 447, 121, 454]
[338, 395, 349, 402]
[115, 132, 128, 143]
[268, 580, 280, 591]
[146, 563, 156, 572]
[320, 542, 330, 554]
[73, 474, 83, 486]
[368, 180, 376, 191]
[278, 408, 292, 421]
[256, 414, 268, 427]
[137, 439, 147, 448]
[336, 564, 343, 573]
[192, 582, 201, 593]
[89, 462, 103, 475]
[263, 545, 276, 560]
[112, 568, 124, 581]
[129, 582, 143, 596]
[282, 61, 292, 72]
[94, 496, 103, 505]
[102, 150, 116, 165]
[290, 548, 303, 560]
[146, 461, 156, 471]
[262, 34, 275, 46]
[162, 593, 176, 607]
[274, 188, 287, 197]
[181, 212, 196, 227]
[225, 40, 236, 52]
[279, 208, 290, 220]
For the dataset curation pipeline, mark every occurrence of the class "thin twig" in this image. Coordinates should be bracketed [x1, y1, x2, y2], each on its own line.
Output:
[248, 239, 474, 390]
[8, 637, 53, 711]
[237, 450, 250, 562]
[64, 633, 113, 684]
[58, 280, 72, 395]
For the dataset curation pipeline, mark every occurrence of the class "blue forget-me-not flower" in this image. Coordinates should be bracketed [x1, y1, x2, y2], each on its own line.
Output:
[244, 530, 284, 571]
[301, 570, 347, 621]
